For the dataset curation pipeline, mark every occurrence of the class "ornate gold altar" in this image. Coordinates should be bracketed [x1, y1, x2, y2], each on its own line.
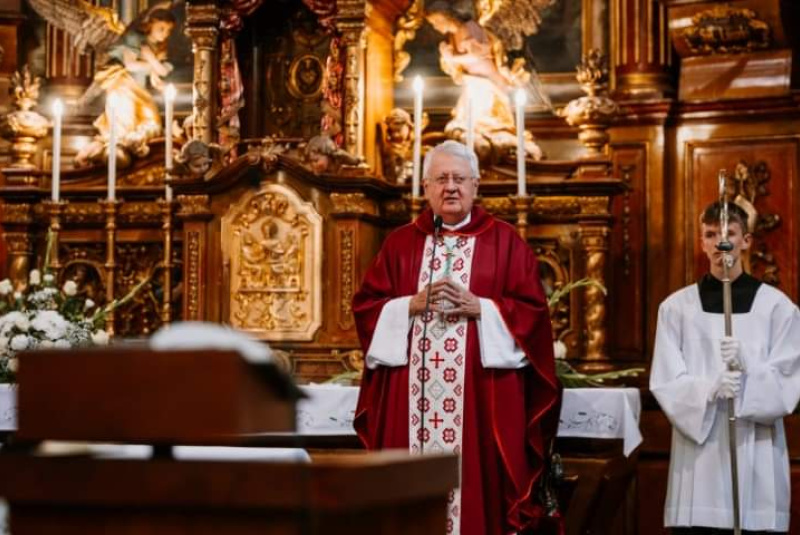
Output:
[0, 0, 626, 382]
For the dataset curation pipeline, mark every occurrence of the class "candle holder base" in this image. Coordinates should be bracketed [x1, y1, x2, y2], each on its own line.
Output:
[510, 194, 532, 241]
[42, 200, 67, 273]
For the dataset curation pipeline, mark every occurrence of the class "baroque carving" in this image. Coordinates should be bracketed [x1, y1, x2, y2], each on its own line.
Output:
[330, 192, 376, 215]
[383, 199, 409, 219]
[393, 0, 425, 82]
[176, 195, 212, 218]
[683, 6, 770, 55]
[379, 108, 416, 184]
[726, 160, 780, 285]
[222, 184, 323, 340]
[1, 204, 34, 224]
[580, 225, 609, 363]
[186, 231, 201, 320]
[0, 67, 49, 169]
[338, 228, 355, 330]
[559, 50, 619, 157]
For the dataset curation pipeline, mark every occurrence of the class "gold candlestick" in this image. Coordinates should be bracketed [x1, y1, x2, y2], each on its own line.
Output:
[510, 194, 532, 241]
[100, 200, 119, 336]
[158, 198, 174, 327]
[42, 200, 66, 273]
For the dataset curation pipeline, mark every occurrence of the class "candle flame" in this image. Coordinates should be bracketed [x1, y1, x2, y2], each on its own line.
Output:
[165, 84, 177, 102]
[52, 99, 64, 117]
[413, 75, 424, 94]
[514, 89, 527, 108]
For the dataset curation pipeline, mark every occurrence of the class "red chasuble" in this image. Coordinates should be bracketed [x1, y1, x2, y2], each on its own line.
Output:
[354, 207, 560, 534]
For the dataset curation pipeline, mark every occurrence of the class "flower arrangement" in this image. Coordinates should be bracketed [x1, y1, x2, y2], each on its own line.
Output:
[0, 232, 149, 383]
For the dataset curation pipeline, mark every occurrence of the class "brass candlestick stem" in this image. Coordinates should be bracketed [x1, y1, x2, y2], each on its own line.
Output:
[510, 194, 532, 240]
[158, 199, 174, 327]
[100, 200, 119, 336]
[42, 200, 66, 273]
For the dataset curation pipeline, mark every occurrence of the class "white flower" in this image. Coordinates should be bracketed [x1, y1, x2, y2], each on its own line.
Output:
[0, 312, 26, 335]
[6, 357, 18, 373]
[553, 340, 567, 360]
[14, 315, 30, 332]
[0, 336, 8, 352]
[43, 273, 54, 284]
[91, 330, 110, 346]
[0, 279, 12, 295]
[39, 340, 54, 349]
[10, 334, 30, 351]
[63, 280, 78, 297]
[29, 269, 41, 286]
[31, 310, 68, 340]
[54, 339, 71, 349]
[84, 299, 95, 310]
[13, 291, 21, 301]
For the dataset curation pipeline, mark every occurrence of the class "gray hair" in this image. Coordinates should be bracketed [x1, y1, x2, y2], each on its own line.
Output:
[422, 140, 480, 180]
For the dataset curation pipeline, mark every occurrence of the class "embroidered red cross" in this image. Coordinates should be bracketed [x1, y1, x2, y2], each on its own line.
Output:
[430, 351, 445, 369]
[429, 412, 444, 429]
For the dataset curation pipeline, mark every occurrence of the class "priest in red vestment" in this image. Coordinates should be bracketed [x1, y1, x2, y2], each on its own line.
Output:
[353, 140, 560, 535]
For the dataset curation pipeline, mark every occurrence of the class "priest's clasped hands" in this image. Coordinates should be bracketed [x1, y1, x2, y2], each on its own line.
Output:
[409, 278, 481, 318]
[709, 336, 745, 401]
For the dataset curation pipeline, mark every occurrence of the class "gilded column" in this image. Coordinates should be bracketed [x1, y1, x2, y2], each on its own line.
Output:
[185, 2, 219, 144]
[578, 217, 611, 369]
[335, 0, 367, 159]
[612, 0, 673, 99]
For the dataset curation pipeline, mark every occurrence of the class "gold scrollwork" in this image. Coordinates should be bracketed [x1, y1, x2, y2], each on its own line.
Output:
[330, 192, 376, 215]
[683, 6, 770, 56]
[186, 231, 201, 320]
[479, 196, 515, 215]
[580, 225, 609, 363]
[338, 228, 355, 330]
[119, 202, 164, 224]
[222, 184, 323, 340]
[176, 195, 212, 218]
[0, 204, 33, 224]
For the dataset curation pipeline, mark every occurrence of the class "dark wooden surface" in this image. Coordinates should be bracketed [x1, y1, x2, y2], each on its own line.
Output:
[0, 450, 458, 534]
[16, 349, 300, 443]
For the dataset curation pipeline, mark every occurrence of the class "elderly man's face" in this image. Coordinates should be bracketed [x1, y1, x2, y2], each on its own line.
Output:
[423, 152, 479, 225]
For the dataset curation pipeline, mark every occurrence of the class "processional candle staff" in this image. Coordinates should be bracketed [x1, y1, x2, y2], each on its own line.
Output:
[164, 84, 176, 202]
[412, 75, 424, 198]
[717, 170, 742, 535]
[514, 89, 527, 197]
[51, 99, 63, 202]
[107, 94, 117, 201]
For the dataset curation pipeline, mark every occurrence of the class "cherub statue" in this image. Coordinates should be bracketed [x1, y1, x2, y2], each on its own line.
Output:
[172, 140, 225, 179]
[424, 0, 553, 163]
[26, 0, 178, 168]
[303, 135, 362, 174]
[379, 107, 430, 184]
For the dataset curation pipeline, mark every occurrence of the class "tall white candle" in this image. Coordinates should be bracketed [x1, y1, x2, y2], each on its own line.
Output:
[107, 94, 117, 201]
[412, 75, 424, 198]
[465, 89, 474, 151]
[51, 99, 63, 202]
[514, 89, 527, 197]
[164, 84, 176, 202]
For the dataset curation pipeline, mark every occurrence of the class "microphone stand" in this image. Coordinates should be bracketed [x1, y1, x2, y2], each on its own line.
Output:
[717, 170, 741, 535]
[419, 215, 443, 454]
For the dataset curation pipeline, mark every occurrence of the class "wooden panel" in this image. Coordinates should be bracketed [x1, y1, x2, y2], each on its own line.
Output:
[609, 144, 647, 360]
[686, 137, 800, 300]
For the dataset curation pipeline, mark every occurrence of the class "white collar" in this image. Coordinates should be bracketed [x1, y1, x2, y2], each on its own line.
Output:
[441, 213, 471, 231]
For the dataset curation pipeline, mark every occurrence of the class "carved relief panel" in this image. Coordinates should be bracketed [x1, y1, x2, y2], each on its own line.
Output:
[222, 183, 323, 341]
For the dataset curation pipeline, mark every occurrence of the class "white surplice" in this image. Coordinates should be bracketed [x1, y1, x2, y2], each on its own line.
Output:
[650, 282, 800, 531]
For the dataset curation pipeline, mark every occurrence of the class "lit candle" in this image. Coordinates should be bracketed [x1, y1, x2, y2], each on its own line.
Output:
[107, 94, 117, 201]
[164, 84, 176, 202]
[51, 99, 63, 202]
[514, 89, 527, 197]
[412, 75, 424, 198]
[465, 89, 474, 151]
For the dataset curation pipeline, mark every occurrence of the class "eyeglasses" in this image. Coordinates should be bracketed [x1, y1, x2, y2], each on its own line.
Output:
[428, 174, 475, 186]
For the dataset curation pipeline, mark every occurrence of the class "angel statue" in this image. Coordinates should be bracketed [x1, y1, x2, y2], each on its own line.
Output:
[424, 0, 553, 163]
[26, 0, 178, 168]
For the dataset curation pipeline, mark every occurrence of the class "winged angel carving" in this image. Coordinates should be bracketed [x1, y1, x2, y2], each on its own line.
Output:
[425, 0, 554, 161]
[26, 0, 177, 167]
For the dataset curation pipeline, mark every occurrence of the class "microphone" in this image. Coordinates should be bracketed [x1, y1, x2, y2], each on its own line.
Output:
[418, 215, 443, 453]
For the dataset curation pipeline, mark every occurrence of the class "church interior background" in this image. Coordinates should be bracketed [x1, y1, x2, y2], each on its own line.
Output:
[0, 0, 799, 532]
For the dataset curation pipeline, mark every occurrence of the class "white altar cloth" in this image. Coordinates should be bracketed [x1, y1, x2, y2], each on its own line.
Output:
[298, 385, 642, 456]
